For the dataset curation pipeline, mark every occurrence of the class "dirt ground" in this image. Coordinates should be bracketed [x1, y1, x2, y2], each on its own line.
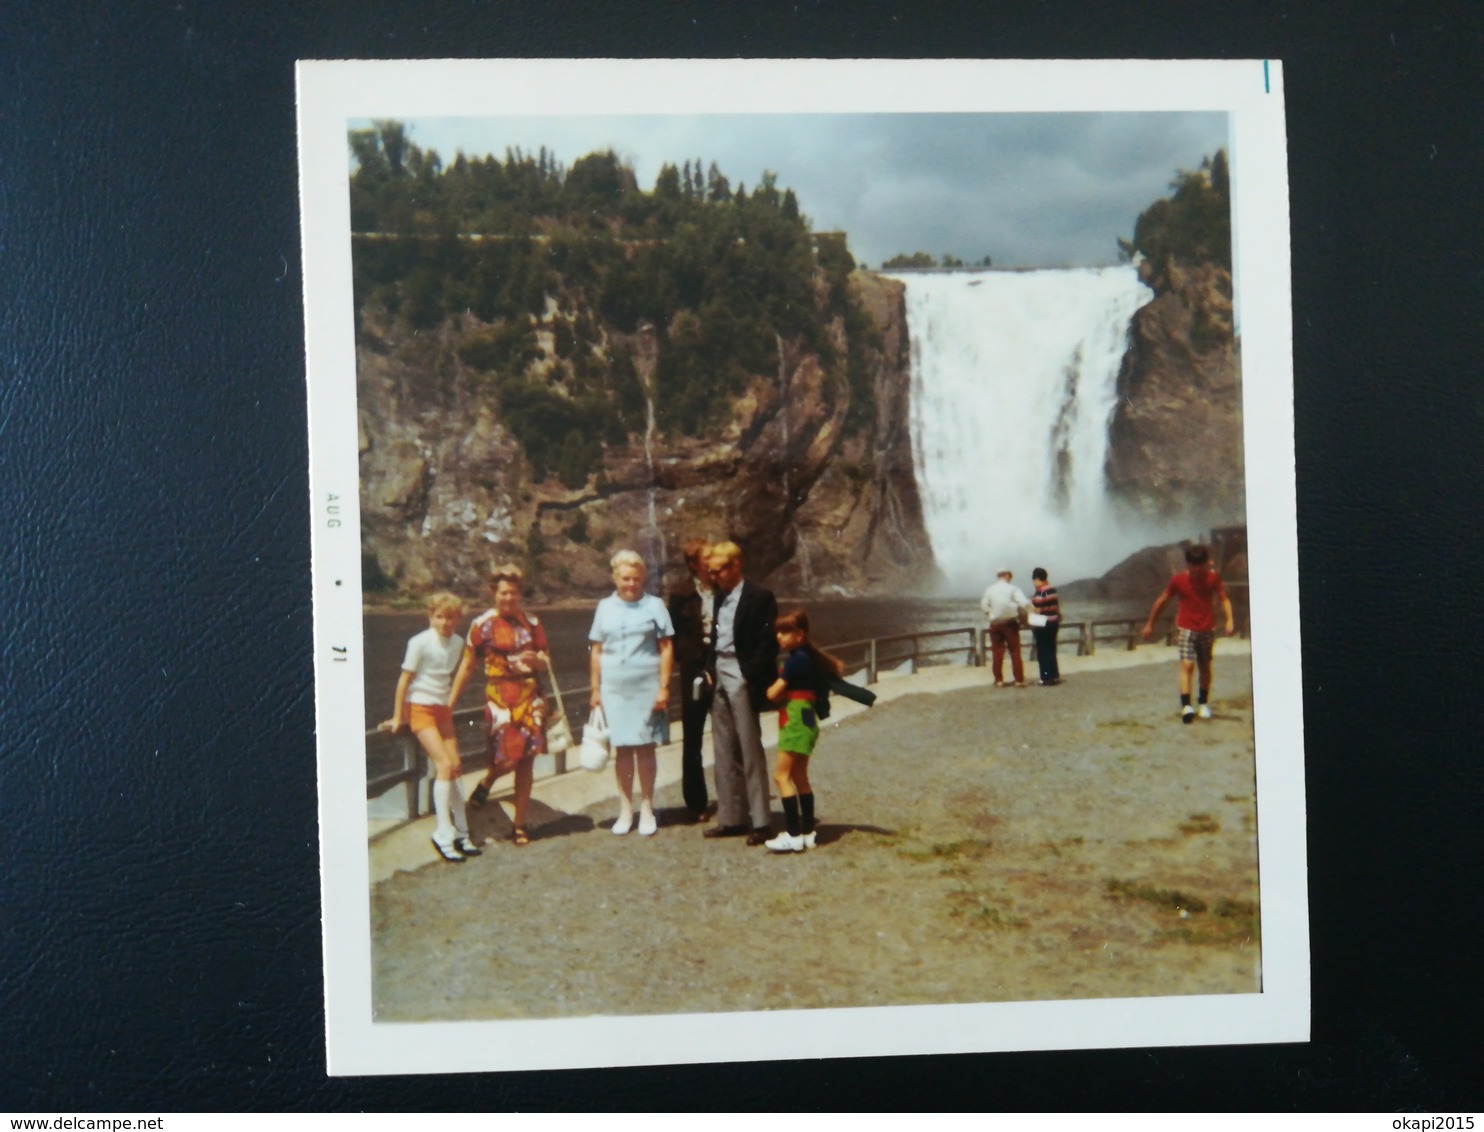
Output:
[371, 658, 1260, 1020]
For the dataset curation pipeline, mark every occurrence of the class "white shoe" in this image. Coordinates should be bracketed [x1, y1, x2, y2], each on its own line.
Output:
[1181, 705, 1196, 724]
[612, 811, 633, 835]
[1198, 704, 1212, 719]
[637, 810, 657, 836]
[802, 831, 817, 849]
[765, 832, 806, 853]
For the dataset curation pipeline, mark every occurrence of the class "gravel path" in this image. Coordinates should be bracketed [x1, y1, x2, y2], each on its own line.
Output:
[371, 659, 1260, 1021]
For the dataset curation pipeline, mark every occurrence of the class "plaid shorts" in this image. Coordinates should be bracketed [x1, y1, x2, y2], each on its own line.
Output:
[1176, 628, 1216, 663]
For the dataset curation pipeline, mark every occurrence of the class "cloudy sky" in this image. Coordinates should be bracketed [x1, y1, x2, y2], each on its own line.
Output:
[363, 112, 1230, 269]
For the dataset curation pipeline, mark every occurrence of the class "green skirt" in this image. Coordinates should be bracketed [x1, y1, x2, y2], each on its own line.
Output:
[777, 698, 820, 755]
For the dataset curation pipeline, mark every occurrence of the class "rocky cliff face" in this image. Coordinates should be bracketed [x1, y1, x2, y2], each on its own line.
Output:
[768, 272, 936, 595]
[1104, 258, 1245, 524]
[357, 271, 934, 602]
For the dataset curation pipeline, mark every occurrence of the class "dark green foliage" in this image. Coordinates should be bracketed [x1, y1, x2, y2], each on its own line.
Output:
[348, 120, 886, 475]
[1124, 149, 1232, 279]
[494, 374, 603, 485]
[882, 251, 937, 269]
[458, 322, 538, 374]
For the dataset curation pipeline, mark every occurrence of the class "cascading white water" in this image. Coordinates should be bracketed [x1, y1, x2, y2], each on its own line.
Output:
[897, 267, 1154, 591]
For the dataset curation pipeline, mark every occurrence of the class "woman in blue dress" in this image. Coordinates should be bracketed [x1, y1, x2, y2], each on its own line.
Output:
[588, 549, 674, 837]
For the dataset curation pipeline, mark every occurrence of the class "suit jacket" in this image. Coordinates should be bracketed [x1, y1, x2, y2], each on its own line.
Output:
[666, 583, 710, 680]
[707, 579, 779, 713]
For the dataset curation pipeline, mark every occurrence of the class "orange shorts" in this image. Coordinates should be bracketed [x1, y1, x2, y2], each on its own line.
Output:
[409, 703, 456, 739]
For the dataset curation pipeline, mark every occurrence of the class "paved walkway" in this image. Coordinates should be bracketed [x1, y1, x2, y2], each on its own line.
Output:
[369, 638, 1260, 1020]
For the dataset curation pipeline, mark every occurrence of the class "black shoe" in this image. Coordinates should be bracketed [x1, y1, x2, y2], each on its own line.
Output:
[453, 836, 482, 857]
[431, 837, 465, 863]
[469, 782, 490, 808]
[703, 824, 748, 839]
[745, 827, 772, 847]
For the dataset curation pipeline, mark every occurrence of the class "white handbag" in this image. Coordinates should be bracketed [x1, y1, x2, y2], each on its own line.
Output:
[540, 654, 573, 755]
[579, 705, 611, 772]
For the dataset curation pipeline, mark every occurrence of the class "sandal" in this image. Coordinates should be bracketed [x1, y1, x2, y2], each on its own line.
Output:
[469, 782, 490, 808]
[512, 826, 530, 848]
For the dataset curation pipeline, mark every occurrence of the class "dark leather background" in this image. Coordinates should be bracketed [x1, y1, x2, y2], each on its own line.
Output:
[3, 0, 1479, 1111]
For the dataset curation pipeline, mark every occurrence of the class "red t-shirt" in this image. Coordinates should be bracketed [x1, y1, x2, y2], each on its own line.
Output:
[1165, 569, 1227, 632]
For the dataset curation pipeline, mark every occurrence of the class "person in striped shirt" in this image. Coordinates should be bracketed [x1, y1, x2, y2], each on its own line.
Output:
[1029, 567, 1062, 686]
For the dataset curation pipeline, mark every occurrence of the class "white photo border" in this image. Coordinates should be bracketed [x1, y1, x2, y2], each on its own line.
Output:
[297, 57, 1306, 1076]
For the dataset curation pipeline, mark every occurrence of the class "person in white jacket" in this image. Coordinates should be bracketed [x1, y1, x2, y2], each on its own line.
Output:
[980, 568, 1033, 687]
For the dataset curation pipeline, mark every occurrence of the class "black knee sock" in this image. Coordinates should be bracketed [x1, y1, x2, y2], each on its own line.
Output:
[800, 793, 815, 833]
[1198, 688, 1209, 704]
[1180, 693, 1191, 708]
[781, 795, 801, 837]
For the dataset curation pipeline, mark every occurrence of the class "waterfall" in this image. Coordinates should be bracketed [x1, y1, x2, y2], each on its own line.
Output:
[897, 267, 1153, 591]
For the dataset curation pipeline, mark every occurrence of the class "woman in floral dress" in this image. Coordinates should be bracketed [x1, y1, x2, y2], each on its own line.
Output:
[449, 564, 549, 846]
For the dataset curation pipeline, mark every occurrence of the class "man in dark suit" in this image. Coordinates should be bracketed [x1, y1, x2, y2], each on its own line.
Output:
[701, 540, 779, 845]
[666, 538, 714, 822]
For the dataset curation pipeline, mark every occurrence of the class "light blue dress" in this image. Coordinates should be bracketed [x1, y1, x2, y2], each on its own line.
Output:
[589, 593, 675, 747]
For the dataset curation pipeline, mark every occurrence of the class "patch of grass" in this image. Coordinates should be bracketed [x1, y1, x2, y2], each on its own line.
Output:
[1159, 899, 1261, 947]
[898, 838, 995, 863]
[1106, 880, 1261, 947]
[946, 889, 1029, 930]
[1179, 813, 1221, 835]
[1105, 878, 1209, 914]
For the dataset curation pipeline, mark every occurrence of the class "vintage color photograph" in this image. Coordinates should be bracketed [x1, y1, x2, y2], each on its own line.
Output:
[299, 59, 1305, 1075]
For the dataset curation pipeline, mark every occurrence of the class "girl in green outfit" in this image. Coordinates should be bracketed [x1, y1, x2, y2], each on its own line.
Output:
[764, 609, 845, 853]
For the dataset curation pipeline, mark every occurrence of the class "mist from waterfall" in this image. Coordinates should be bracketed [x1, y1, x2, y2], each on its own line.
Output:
[898, 267, 1169, 592]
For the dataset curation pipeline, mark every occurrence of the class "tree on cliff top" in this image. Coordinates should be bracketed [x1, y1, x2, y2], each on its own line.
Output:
[1119, 149, 1231, 285]
[881, 251, 938, 269]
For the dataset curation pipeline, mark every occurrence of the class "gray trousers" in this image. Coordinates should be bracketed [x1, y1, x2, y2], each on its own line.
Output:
[710, 655, 771, 829]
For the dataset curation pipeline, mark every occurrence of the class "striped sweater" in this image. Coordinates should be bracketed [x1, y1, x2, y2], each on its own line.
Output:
[1031, 584, 1061, 624]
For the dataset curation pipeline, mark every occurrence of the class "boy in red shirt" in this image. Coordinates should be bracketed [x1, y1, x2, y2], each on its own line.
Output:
[1142, 545, 1235, 723]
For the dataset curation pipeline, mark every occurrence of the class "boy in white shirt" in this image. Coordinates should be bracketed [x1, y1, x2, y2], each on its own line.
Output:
[381, 592, 479, 862]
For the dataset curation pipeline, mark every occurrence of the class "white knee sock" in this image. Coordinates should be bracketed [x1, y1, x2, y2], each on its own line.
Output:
[432, 779, 456, 844]
[449, 779, 469, 836]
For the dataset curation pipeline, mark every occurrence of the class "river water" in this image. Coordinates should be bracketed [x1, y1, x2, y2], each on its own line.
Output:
[361, 593, 1145, 729]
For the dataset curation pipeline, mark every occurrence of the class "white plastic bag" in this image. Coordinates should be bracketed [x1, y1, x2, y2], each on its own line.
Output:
[579, 706, 610, 772]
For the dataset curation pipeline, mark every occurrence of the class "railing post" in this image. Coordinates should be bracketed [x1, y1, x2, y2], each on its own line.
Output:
[396, 733, 420, 822]
[868, 639, 878, 684]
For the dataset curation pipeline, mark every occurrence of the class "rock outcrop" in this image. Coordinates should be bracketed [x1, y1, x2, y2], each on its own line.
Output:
[357, 271, 934, 602]
[1104, 258, 1245, 524]
[769, 272, 936, 595]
